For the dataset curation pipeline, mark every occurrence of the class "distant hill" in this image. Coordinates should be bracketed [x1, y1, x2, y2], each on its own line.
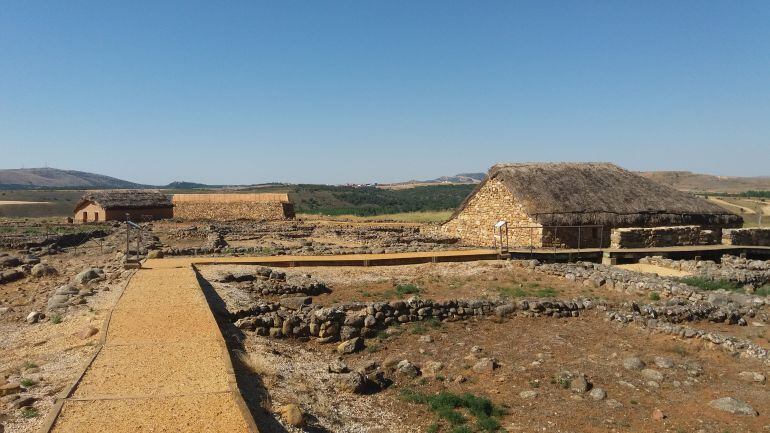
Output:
[164, 181, 213, 189]
[427, 172, 486, 184]
[0, 168, 145, 189]
[638, 171, 770, 194]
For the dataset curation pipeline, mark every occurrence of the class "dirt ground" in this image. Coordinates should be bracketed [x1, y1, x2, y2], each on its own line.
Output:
[2, 219, 769, 433]
[200, 261, 770, 433]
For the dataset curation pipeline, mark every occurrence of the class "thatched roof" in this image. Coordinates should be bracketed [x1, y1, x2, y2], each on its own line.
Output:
[451, 162, 742, 227]
[75, 190, 173, 210]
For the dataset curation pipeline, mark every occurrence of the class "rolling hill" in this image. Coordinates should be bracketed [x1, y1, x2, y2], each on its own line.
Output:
[638, 171, 770, 194]
[0, 168, 145, 189]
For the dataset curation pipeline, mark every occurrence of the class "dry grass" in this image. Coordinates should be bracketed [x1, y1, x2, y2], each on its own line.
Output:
[236, 350, 276, 377]
[298, 210, 452, 223]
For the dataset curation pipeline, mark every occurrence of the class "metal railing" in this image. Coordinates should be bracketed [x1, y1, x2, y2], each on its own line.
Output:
[501, 224, 605, 257]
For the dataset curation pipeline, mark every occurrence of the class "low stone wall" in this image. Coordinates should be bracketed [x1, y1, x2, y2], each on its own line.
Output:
[233, 297, 592, 340]
[610, 225, 718, 249]
[723, 228, 770, 246]
[173, 201, 295, 221]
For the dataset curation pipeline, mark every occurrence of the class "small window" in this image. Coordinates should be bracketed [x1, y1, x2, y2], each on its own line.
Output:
[82, 211, 88, 222]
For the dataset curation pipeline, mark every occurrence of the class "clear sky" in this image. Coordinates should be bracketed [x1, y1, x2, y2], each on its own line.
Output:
[1, 1, 768, 185]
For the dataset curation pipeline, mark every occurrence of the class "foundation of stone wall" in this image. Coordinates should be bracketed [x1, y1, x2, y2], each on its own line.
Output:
[723, 228, 770, 246]
[610, 225, 720, 249]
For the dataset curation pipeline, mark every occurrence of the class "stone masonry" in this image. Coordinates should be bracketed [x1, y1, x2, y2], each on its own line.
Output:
[440, 179, 541, 247]
[610, 225, 719, 249]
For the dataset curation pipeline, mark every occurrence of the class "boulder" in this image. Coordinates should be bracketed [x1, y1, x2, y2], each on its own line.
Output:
[26, 311, 43, 324]
[75, 268, 104, 285]
[278, 296, 311, 310]
[0, 382, 20, 397]
[653, 356, 674, 369]
[396, 360, 420, 377]
[278, 404, 304, 427]
[709, 397, 758, 416]
[337, 337, 364, 355]
[328, 360, 350, 374]
[737, 371, 766, 384]
[335, 372, 366, 393]
[570, 375, 590, 393]
[589, 387, 606, 400]
[622, 356, 645, 371]
[472, 357, 498, 374]
[78, 326, 99, 340]
[31, 263, 57, 277]
[519, 390, 538, 399]
[641, 369, 664, 382]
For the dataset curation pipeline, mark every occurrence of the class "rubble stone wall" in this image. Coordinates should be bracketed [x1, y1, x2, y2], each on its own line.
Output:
[440, 179, 541, 247]
[610, 225, 718, 249]
[173, 201, 295, 221]
[723, 228, 770, 246]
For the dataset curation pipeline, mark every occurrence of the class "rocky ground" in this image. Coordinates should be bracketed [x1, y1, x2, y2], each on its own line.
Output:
[200, 257, 770, 433]
[1, 218, 769, 433]
[0, 226, 141, 433]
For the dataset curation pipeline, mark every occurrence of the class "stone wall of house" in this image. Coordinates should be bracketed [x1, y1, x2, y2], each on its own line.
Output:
[173, 201, 295, 221]
[440, 179, 541, 247]
[610, 225, 719, 249]
[722, 228, 770, 246]
[542, 226, 611, 249]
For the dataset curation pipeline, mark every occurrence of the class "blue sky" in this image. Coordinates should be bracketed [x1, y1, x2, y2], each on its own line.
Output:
[1, 1, 768, 185]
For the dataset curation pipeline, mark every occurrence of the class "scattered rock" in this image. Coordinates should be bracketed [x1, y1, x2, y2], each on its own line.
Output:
[589, 387, 606, 400]
[396, 360, 420, 377]
[337, 337, 364, 354]
[279, 296, 311, 310]
[472, 357, 498, 374]
[74, 268, 104, 285]
[606, 399, 623, 409]
[335, 372, 367, 393]
[78, 326, 99, 340]
[146, 250, 164, 259]
[328, 360, 349, 374]
[654, 356, 674, 369]
[418, 335, 433, 343]
[652, 408, 666, 421]
[31, 263, 57, 277]
[738, 371, 766, 384]
[570, 375, 590, 393]
[709, 397, 758, 416]
[26, 311, 43, 324]
[641, 369, 664, 382]
[422, 361, 444, 377]
[623, 356, 645, 370]
[0, 382, 20, 397]
[278, 403, 305, 427]
[519, 390, 538, 399]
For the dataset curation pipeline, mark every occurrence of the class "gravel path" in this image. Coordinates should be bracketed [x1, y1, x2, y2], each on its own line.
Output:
[49, 267, 256, 433]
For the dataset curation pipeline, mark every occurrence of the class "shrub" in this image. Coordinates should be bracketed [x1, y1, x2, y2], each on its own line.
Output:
[395, 283, 421, 297]
[755, 285, 770, 297]
[649, 292, 661, 301]
[400, 390, 505, 432]
[679, 277, 741, 292]
[20, 378, 36, 388]
[21, 407, 39, 418]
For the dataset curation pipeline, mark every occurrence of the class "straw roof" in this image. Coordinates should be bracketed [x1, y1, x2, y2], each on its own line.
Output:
[451, 162, 742, 227]
[76, 190, 173, 210]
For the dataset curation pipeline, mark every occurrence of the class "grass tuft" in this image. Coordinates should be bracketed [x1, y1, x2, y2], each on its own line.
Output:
[400, 389, 505, 432]
[679, 277, 742, 292]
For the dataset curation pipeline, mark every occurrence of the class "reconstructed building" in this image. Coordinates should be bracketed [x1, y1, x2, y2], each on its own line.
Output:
[441, 163, 742, 248]
[172, 193, 295, 221]
[73, 190, 174, 222]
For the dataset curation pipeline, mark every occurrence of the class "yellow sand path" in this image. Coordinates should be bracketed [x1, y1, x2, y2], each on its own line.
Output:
[47, 267, 257, 433]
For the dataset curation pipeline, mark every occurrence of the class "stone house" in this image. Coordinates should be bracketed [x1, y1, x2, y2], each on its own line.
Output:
[441, 162, 742, 248]
[73, 190, 174, 222]
[172, 193, 295, 221]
